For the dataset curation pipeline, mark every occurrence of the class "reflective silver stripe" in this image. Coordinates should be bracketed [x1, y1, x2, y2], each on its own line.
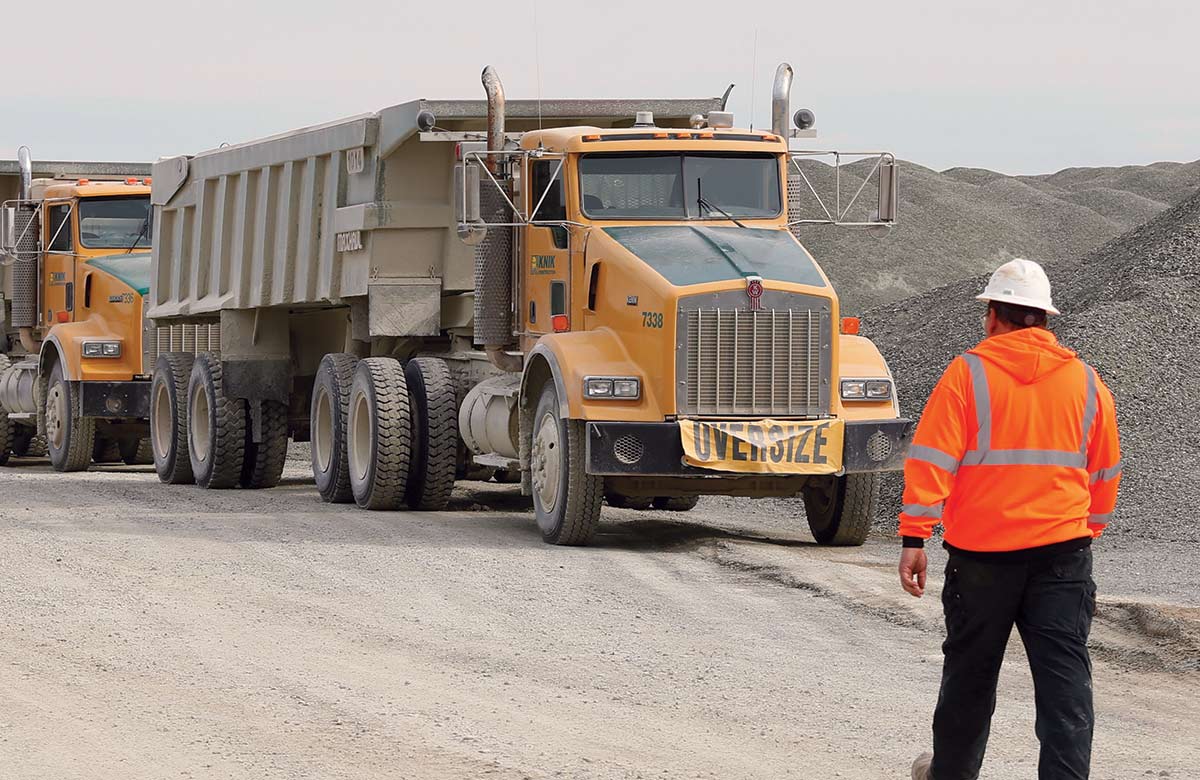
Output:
[967, 449, 1087, 467]
[902, 503, 943, 519]
[1088, 512, 1113, 523]
[1080, 363, 1098, 455]
[1090, 461, 1122, 483]
[962, 353, 992, 451]
[907, 444, 960, 474]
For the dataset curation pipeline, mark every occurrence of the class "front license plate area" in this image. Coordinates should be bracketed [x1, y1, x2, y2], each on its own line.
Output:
[679, 418, 844, 474]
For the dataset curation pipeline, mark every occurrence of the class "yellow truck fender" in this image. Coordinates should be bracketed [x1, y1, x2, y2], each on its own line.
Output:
[521, 329, 664, 422]
[39, 332, 74, 380]
[837, 334, 901, 419]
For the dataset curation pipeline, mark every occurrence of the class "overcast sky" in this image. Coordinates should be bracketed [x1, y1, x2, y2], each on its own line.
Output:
[4, 0, 1196, 174]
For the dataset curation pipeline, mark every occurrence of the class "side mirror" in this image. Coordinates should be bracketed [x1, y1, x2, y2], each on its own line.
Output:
[877, 159, 897, 223]
[454, 162, 486, 246]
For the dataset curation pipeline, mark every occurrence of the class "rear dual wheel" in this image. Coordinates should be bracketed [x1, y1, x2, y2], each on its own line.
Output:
[314, 354, 458, 511]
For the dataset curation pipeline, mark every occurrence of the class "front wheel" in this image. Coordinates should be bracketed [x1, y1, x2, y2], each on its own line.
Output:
[530, 381, 602, 545]
[46, 361, 95, 472]
[802, 473, 878, 546]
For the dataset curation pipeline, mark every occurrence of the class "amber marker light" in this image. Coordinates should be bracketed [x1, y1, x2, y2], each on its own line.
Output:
[841, 317, 861, 335]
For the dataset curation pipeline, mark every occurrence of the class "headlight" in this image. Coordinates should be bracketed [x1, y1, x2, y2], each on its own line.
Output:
[82, 340, 122, 358]
[584, 376, 640, 400]
[841, 378, 891, 401]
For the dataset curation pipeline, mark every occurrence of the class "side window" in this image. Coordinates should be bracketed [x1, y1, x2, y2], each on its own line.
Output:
[530, 160, 568, 249]
[48, 204, 73, 252]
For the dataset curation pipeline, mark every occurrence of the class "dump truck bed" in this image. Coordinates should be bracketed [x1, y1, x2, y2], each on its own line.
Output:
[147, 97, 724, 322]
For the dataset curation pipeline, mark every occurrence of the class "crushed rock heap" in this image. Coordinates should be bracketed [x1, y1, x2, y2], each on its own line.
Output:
[863, 185, 1200, 544]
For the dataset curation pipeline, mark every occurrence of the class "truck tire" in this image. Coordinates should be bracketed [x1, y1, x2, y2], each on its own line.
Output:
[802, 473, 877, 546]
[0, 354, 12, 465]
[652, 495, 700, 512]
[605, 489, 653, 510]
[46, 361, 95, 472]
[151, 353, 195, 484]
[13, 429, 46, 458]
[120, 437, 154, 465]
[93, 437, 122, 464]
[0, 413, 11, 467]
[348, 357, 411, 510]
[531, 381, 603, 545]
[188, 353, 246, 489]
[240, 400, 288, 489]
[404, 357, 457, 511]
[311, 353, 359, 503]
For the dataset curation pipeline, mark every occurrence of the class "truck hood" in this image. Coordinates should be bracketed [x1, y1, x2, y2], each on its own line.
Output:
[85, 252, 152, 296]
[601, 226, 827, 287]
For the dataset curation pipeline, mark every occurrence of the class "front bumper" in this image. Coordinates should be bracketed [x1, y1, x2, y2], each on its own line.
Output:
[586, 418, 913, 477]
[79, 380, 150, 418]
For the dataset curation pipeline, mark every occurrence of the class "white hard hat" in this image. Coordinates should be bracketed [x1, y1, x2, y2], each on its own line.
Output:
[976, 258, 1059, 315]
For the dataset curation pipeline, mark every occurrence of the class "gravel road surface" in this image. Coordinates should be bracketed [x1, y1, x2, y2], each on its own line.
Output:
[1, 454, 1197, 779]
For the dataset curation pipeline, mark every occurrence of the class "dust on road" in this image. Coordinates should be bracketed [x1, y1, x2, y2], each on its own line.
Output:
[1, 454, 1197, 779]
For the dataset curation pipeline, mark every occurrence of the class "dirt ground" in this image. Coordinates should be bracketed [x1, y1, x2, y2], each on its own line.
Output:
[1, 450, 1197, 779]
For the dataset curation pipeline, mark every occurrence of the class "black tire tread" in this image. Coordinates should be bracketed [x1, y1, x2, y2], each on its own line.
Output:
[240, 400, 289, 489]
[312, 353, 359, 503]
[48, 363, 95, 472]
[805, 473, 877, 546]
[190, 354, 246, 489]
[153, 353, 196, 484]
[120, 437, 154, 465]
[404, 357, 458, 511]
[652, 495, 701, 512]
[352, 358, 411, 510]
[93, 437, 122, 464]
[0, 354, 11, 465]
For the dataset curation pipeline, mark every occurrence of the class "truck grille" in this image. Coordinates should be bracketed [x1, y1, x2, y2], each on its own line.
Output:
[676, 291, 831, 417]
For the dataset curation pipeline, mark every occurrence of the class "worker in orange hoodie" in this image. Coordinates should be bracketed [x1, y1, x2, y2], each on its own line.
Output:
[900, 258, 1121, 780]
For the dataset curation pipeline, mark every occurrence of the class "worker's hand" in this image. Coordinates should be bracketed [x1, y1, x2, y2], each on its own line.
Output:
[899, 547, 928, 598]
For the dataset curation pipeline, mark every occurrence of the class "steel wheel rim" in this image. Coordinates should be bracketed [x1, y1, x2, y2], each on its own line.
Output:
[46, 383, 67, 449]
[189, 382, 212, 464]
[349, 390, 371, 482]
[152, 381, 172, 459]
[314, 387, 333, 474]
[532, 411, 562, 513]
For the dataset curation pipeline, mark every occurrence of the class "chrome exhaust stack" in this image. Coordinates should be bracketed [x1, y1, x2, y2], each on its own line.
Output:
[771, 63, 793, 138]
[475, 66, 520, 371]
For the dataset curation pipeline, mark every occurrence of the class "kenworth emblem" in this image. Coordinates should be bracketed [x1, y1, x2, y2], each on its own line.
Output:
[746, 276, 764, 311]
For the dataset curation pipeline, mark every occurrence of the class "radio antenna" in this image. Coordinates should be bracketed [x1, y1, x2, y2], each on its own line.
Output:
[532, 0, 545, 133]
[748, 28, 759, 131]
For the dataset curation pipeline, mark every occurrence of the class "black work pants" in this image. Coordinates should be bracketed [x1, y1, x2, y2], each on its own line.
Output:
[930, 546, 1096, 780]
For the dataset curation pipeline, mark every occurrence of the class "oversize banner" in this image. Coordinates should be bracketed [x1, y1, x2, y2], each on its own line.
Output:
[680, 418, 844, 474]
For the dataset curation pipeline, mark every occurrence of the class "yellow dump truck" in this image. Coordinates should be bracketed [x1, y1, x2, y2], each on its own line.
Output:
[145, 63, 912, 545]
[0, 148, 154, 469]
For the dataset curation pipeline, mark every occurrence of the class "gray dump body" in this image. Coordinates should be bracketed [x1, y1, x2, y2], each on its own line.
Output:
[148, 97, 723, 339]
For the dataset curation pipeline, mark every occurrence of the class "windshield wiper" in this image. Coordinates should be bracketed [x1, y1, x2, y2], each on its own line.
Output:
[126, 215, 150, 253]
[696, 178, 747, 228]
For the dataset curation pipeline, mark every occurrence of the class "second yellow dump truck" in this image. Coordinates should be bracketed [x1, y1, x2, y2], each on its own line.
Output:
[144, 62, 912, 545]
[1, 149, 154, 470]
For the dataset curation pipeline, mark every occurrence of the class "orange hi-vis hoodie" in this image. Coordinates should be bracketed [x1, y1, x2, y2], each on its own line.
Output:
[898, 328, 1121, 552]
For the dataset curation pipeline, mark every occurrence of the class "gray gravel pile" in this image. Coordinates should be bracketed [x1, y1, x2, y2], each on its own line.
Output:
[795, 159, 1199, 313]
[863, 187, 1200, 544]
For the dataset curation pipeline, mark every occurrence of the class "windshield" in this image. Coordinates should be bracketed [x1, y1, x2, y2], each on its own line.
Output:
[579, 153, 781, 220]
[78, 195, 151, 249]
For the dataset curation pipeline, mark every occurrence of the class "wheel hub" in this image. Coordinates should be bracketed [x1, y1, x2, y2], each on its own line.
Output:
[531, 412, 562, 513]
[46, 384, 66, 449]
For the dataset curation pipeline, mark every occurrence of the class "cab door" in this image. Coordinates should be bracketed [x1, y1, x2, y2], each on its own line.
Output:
[524, 157, 570, 336]
[42, 200, 76, 325]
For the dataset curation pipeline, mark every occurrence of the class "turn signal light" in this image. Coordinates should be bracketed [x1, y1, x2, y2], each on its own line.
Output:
[126, 177, 139, 185]
[56, 311, 69, 323]
[841, 317, 861, 335]
[143, 177, 152, 185]
[76, 179, 90, 185]
[551, 314, 570, 332]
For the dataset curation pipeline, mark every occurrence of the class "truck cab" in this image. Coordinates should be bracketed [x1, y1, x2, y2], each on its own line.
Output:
[1, 154, 153, 470]
[480, 120, 910, 544]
